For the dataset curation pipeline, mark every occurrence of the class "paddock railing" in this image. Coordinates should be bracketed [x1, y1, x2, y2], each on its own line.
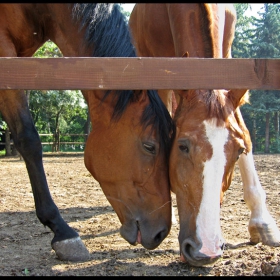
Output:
[0, 57, 279, 90]
[1, 57, 279, 153]
[0, 132, 87, 152]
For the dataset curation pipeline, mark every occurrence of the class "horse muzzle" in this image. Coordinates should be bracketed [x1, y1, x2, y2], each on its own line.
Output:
[120, 219, 170, 250]
[180, 237, 225, 267]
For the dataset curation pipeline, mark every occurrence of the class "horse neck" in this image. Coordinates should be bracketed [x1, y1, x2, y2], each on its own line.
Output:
[44, 4, 92, 57]
[166, 3, 224, 58]
[48, 4, 136, 58]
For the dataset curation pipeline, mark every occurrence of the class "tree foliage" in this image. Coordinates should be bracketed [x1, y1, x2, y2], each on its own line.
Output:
[119, 4, 131, 22]
[29, 89, 87, 135]
[30, 40, 89, 148]
[233, 3, 280, 153]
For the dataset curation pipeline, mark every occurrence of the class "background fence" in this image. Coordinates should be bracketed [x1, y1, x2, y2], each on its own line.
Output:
[0, 132, 87, 153]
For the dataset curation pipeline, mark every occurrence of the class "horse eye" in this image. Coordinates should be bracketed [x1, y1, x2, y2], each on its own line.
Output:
[237, 148, 245, 160]
[179, 144, 189, 153]
[143, 143, 156, 154]
[239, 148, 245, 155]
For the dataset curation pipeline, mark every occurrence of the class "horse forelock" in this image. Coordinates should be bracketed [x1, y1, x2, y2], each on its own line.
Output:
[178, 90, 233, 127]
[143, 90, 175, 155]
[102, 88, 175, 156]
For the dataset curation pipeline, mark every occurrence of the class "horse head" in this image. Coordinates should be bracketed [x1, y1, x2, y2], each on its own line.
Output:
[170, 88, 249, 266]
[83, 88, 175, 250]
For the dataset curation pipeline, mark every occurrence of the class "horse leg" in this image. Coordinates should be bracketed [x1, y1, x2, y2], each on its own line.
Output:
[238, 151, 280, 246]
[0, 90, 90, 261]
[237, 116, 280, 246]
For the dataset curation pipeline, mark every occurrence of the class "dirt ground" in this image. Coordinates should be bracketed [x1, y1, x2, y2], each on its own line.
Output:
[0, 152, 279, 276]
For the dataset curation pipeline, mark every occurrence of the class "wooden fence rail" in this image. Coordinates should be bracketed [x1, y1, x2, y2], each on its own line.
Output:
[0, 57, 279, 90]
[0, 57, 279, 154]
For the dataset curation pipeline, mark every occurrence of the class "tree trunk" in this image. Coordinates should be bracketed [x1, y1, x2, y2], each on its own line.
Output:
[5, 127, 20, 157]
[52, 110, 61, 152]
[4, 128, 12, 156]
[84, 109, 91, 143]
[265, 112, 270, 153]
[25, 90, 31, 107]
[252, 118, 256, 153]
[274, 111, 279, 152]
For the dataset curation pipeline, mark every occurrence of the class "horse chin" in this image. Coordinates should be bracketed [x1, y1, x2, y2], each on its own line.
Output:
[120, 221, 139, 246]
[180, 252, 221, 267]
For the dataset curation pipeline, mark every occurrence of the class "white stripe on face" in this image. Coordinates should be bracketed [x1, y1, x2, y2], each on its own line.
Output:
[196, 119, 228, 256]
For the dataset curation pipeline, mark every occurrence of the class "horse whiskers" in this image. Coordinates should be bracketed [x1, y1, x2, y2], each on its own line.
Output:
[106, 195, 171, 217]
[106, 195, 134, 216]
[148, 200, 171, 215]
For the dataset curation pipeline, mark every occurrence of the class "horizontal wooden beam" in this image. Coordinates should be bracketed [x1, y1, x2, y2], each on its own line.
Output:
[0, 57, 279, 90]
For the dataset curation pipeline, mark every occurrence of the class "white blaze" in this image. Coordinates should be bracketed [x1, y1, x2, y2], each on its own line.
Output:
[196, 119, 228, 256]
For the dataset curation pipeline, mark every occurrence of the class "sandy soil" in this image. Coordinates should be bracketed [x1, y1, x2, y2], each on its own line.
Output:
[0, 153, 279, 276]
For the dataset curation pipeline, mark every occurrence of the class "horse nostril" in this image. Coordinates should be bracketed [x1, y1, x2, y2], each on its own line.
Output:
[154, 230, 164, 243]
[152, 227, 169, 247]
[184, 241, 193, 258]
[182, 238, 196, 253]
[181, 238, 223, 266]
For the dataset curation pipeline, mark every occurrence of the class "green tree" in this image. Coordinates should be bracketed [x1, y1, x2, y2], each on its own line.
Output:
[247, 4, 280, 153]
[30, 40, 89, 152]
[232, 4, 252, 58]
[233, 3, 280, 153]
[29, 90, 87, 133]
[29, 89, 87, 151]
[33, 40, 62, 58]
[248, 4, 280, 58]
[119, 4, 131, 22]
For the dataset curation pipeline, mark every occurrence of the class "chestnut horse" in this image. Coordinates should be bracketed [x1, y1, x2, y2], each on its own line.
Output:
[129, 3, 280, 266]
[0, 4, 175, 262]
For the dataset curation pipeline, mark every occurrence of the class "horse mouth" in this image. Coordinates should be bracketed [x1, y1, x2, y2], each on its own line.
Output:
[119, 220, 139, 246]
[120, 219, 169, 250]
[136, 230, 142, 244]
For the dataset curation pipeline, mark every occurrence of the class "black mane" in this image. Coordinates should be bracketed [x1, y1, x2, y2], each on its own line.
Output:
[72, 3, 175, 154]
[72, 3, 136, 57]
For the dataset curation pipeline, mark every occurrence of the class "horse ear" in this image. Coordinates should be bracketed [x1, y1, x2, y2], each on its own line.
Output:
[227, 89, 249, 109]
[182, 51, 189, 58]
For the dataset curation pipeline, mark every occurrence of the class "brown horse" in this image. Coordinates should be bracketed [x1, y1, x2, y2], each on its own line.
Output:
[129, 3, 280, 266]
[0, 4, 175, 262]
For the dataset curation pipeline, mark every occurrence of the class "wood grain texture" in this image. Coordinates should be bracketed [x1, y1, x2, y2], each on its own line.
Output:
[0, 57, 279, 90]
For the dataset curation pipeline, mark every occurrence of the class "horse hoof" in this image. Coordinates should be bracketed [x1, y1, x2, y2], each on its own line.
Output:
[52, 236, 90, 262]
[249, 223, 280, 247]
